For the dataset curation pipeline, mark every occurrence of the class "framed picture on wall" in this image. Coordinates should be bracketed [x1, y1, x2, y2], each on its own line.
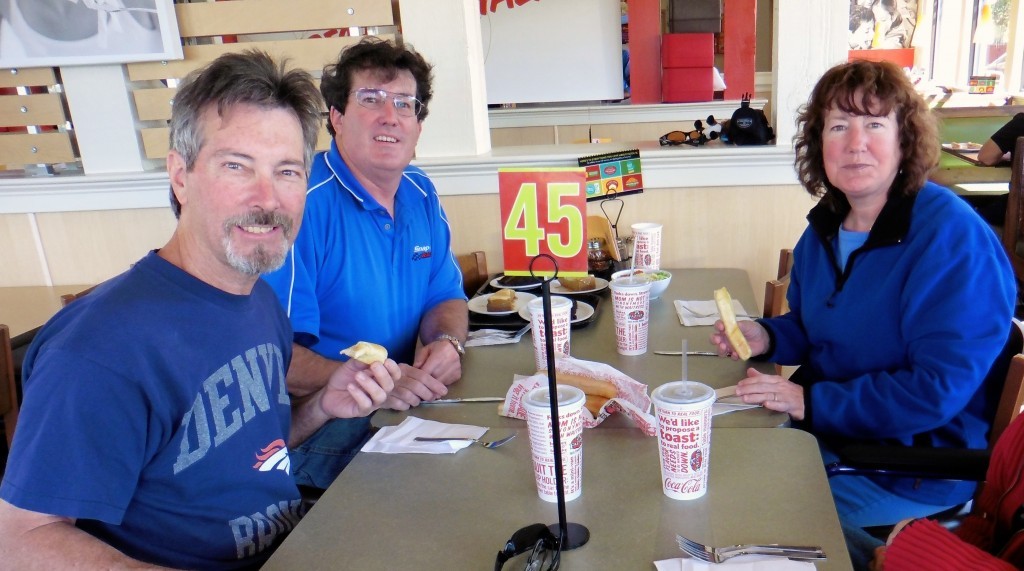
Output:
[0, 0, 183, 68]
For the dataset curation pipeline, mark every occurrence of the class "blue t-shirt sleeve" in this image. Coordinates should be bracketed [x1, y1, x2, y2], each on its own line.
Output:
[1, 349, 149, 524]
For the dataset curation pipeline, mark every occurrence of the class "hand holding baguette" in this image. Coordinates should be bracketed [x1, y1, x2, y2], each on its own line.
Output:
[708, 288, 772, 360]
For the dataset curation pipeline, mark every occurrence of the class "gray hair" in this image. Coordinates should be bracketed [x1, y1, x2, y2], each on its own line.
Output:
[168, 50, 323, 217]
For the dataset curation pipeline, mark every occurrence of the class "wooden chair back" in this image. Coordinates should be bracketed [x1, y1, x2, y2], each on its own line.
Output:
[1001, 137, 1024, 284]
[763, 248, 793, 319]
[1, 325, 18, 448]
[456, 251, 488, 298]
[990, 353, 1024, 446]
[60, 285, 98, 307]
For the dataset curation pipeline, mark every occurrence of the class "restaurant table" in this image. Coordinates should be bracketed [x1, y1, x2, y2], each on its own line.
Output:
[934, 145, 1011, 193]
[374, 268, 789, 429]
[262, 427, 853, 570]
[0, 285, 94, 337]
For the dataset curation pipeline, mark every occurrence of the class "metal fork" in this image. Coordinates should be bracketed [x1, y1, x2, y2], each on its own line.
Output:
[414, 433, 517, 449]
[676, 534, 825, 563]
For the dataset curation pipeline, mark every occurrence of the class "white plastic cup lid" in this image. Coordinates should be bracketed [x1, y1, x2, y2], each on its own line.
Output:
[651, 381, 715, 405]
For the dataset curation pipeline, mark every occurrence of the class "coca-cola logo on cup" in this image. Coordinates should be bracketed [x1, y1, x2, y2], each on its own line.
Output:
[690, 449, 703, 471]
[628, 309, 645, 320]
[643, 253, 652, 266]
[571, 434, 582, 450]
[561, 341, 570, 355]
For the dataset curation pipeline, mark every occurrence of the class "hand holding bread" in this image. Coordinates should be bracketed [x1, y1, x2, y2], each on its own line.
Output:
[340, 341, 388, 364]
[713, 287, 752, 360]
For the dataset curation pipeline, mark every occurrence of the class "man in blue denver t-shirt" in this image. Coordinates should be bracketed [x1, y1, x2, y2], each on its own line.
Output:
[0, 51, 399, 570]
[263, 38, 469, 489]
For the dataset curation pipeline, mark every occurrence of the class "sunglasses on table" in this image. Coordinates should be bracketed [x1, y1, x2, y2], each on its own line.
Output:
[659, 130, 702, 146]
[494, 523, 561, 571]
[350, 87, 424, 117]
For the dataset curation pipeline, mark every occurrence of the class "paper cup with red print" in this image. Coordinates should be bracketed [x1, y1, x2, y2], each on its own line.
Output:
[523, 384, 586, 502]
[609, 276, 652, 355]
[631, 222, 663, 270]
[651, 381, 715, 500]
[528, 296, 572, 370]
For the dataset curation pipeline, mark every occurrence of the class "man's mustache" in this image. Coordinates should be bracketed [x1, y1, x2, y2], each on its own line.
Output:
[226, 211, 294, 237]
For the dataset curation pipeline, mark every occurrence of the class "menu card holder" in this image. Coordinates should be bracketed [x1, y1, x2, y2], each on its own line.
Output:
[529, 256, 591, 551]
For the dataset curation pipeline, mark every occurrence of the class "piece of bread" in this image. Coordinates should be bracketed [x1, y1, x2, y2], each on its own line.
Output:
[487, 288, 517, 312]
[340, 341, 388, 364]
[537, 370, 618, 399]
[559, 275, 596, 291]
[713, 287, 752, 360]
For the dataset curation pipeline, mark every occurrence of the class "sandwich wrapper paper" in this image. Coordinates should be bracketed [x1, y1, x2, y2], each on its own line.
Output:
[655, 554, 816, 570]
[360, 417, 487, 454]
[674, 299, 752, 327]
[499, 356, 658, 435]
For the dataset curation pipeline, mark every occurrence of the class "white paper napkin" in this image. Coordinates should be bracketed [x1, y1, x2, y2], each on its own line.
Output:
[674, 300, 753, 327]
[655, 554, 817, 570]
[465, 328, 527, 347]
[360, 417, 488, 454]
[713, 385, 761, 416]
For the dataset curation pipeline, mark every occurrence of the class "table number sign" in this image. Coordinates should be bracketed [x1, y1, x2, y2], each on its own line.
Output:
[498, 168, 588, 277]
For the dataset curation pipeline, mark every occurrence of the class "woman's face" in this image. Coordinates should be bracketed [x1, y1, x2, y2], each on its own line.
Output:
[822, 95, 901, 204]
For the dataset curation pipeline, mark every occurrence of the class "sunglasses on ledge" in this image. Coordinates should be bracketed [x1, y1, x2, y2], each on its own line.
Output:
[659, 130, 702, 146]
[494, 523, 561, 571]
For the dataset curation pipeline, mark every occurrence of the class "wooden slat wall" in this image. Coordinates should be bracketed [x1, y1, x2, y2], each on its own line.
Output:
[132, 0, 395, 160]
[0, 67, 72, 168]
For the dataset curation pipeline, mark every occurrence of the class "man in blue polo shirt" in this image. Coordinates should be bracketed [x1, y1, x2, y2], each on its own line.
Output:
[263, 37, 468, 488]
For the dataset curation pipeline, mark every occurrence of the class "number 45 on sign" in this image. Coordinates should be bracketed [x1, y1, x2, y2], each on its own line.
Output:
[498, 168, 589, 277]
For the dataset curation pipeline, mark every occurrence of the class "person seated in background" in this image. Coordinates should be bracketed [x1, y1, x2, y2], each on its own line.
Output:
[710, 59, 1015, 570]
[978, 112, 1024, 166]
[0, 50, 400, 569]
[970, 112, 1023, 226]
[868, 411, 1024, 570]
[262, 37, 468, 489]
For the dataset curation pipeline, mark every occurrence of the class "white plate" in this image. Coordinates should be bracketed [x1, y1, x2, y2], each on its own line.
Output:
[468, 291, 538, 316]
[489, 275, 543, 291]
[518, 300, 594, 324]
[549, 277, 609, 295]
[942, 142, 982, 152]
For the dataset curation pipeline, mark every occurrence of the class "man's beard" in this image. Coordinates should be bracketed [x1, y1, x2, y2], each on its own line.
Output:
[222, 211, 294, 276]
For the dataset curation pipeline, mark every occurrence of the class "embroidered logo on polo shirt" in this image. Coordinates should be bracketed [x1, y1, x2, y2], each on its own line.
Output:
[412, 244, 432, 261]
[252, 439, 290, 474]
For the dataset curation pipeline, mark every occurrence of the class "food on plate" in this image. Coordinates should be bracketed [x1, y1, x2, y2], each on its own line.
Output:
[713, 287, 752, 360]
[584, 394, 610, 416]
[340, 341, 388, 364]
[559, 275, 596, 291]
[950, 141, 982, 150]
[498, 274, 541, 287]
[487, 288, 517, 312]
[538, 370, 618, 399]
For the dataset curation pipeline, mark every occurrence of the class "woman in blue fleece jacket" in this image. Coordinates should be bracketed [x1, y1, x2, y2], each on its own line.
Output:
[712, 60, 1016, 528]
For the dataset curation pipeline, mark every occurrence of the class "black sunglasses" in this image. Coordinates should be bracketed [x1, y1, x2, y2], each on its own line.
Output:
[495, 523, 561, 571]
[659, 130, 701, 146]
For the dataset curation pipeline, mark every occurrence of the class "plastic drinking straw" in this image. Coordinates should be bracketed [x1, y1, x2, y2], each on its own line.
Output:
[681, 339, 688, 383]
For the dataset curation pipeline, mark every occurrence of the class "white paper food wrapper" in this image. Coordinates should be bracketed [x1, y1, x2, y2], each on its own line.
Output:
[498, 356, 658, 436]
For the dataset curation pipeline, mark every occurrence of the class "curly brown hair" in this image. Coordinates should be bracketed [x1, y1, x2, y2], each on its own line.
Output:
[320, 37, 434, 136]
[793, 60, 938, 210]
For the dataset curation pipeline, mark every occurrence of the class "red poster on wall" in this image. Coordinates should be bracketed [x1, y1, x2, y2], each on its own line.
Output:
[498, 168, 589, 278]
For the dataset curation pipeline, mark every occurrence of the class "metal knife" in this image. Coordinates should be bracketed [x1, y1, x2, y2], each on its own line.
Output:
[653, 351, 718, 356]
[422, 397, 506, 404]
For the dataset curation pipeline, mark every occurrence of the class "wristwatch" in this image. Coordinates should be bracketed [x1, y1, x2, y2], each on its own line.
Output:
[436, 333, 466, 359]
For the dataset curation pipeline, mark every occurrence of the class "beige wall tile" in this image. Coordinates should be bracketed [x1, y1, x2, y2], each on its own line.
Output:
[35, 208, 177, 285]
[0, 213, 47, 287]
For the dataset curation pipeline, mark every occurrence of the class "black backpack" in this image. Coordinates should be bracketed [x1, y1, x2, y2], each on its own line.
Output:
[727, 93, 774, 145]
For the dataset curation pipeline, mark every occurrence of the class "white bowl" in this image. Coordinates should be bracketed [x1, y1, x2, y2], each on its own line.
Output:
[610, 269, 672, 299]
